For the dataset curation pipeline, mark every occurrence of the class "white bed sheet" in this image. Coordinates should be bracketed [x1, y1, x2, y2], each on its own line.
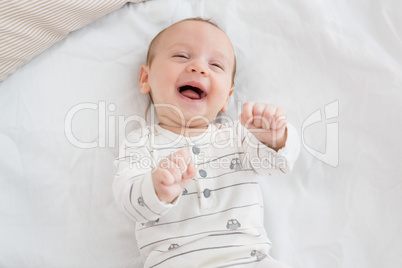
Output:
[0, 0, 401, 267]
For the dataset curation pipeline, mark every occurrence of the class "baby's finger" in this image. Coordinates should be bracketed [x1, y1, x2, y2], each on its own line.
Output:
[261, 105, 276, 129]
[168, 149, 192, 174]
[272, 107, 287, 130]
[154, 165, 180, 186]
[240, 102, 255, 128]
[275, 115, 287, 131]
[252, 103, 267, 128]
[182, 161, 196, 181]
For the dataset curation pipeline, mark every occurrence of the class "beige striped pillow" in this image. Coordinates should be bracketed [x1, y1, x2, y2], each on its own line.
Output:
[0, 0, 148, 82]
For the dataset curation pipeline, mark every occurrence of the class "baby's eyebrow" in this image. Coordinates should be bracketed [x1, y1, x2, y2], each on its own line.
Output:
[212, 51, 231, 65]
[167, 43, 189, 51]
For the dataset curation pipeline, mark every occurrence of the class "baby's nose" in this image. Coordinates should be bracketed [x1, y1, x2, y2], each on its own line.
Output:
[187, 62, 209, 76]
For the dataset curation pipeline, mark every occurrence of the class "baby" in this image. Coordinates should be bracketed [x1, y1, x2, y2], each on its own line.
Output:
[113, 18, 300, 268]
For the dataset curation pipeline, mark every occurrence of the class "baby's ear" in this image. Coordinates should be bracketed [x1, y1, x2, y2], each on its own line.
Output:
[221, 86, 235, 113]
[139, 65, 151, 94]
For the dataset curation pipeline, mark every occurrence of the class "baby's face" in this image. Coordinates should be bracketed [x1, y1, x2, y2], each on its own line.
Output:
[140, 20, 235, 129]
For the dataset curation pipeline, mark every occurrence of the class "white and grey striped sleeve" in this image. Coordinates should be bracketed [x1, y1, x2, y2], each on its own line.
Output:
[113, 131, 176, 224]
[239, 122, 300, 176]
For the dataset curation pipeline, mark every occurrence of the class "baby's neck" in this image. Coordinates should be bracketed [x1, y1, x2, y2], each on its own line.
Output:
[158, 123, 209, 137]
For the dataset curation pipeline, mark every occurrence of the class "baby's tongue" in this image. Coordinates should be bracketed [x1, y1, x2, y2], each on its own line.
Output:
[181, 89, 200, 99]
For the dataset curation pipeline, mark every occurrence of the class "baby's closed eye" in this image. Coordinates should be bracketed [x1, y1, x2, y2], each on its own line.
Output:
[209, 61, 224, 71]
[172, 52, 189, 59]
[211, 63, 223, 70]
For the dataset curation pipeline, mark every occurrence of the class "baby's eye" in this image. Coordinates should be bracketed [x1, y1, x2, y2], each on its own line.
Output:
[173, 53, 189, 59]
[211, 62, 224, 70]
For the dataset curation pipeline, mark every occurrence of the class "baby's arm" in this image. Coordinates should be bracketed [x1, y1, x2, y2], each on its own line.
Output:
[113, 132, 191, 223]
[240, 102, 287, 151]
[152, 149, 195, 204]
[239, 102, 300, 175]
[113, 130, 195, 224]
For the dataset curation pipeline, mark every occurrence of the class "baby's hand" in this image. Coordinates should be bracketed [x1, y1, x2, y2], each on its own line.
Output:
[240, 102, 287, 151]
[152, 149, 196, 204]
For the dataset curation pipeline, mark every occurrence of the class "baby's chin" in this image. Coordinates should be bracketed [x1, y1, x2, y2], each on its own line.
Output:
[157, 113, 214, 129]
[153, 105, 221, 128]
[163, 118, 211, 129]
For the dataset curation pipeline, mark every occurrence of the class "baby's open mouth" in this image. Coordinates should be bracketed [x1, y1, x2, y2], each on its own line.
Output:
[178, 85, 206, 100]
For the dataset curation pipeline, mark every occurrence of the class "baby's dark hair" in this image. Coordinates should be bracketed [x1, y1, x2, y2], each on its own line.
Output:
[146, 17, 236, 86]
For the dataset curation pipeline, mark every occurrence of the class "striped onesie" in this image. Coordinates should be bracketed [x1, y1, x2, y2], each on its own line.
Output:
[113, 122, 299, 267]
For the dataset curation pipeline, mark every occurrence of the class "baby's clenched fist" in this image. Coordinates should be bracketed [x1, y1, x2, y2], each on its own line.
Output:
[240, 102, 287, 151]
[152, 149, 195, 204]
